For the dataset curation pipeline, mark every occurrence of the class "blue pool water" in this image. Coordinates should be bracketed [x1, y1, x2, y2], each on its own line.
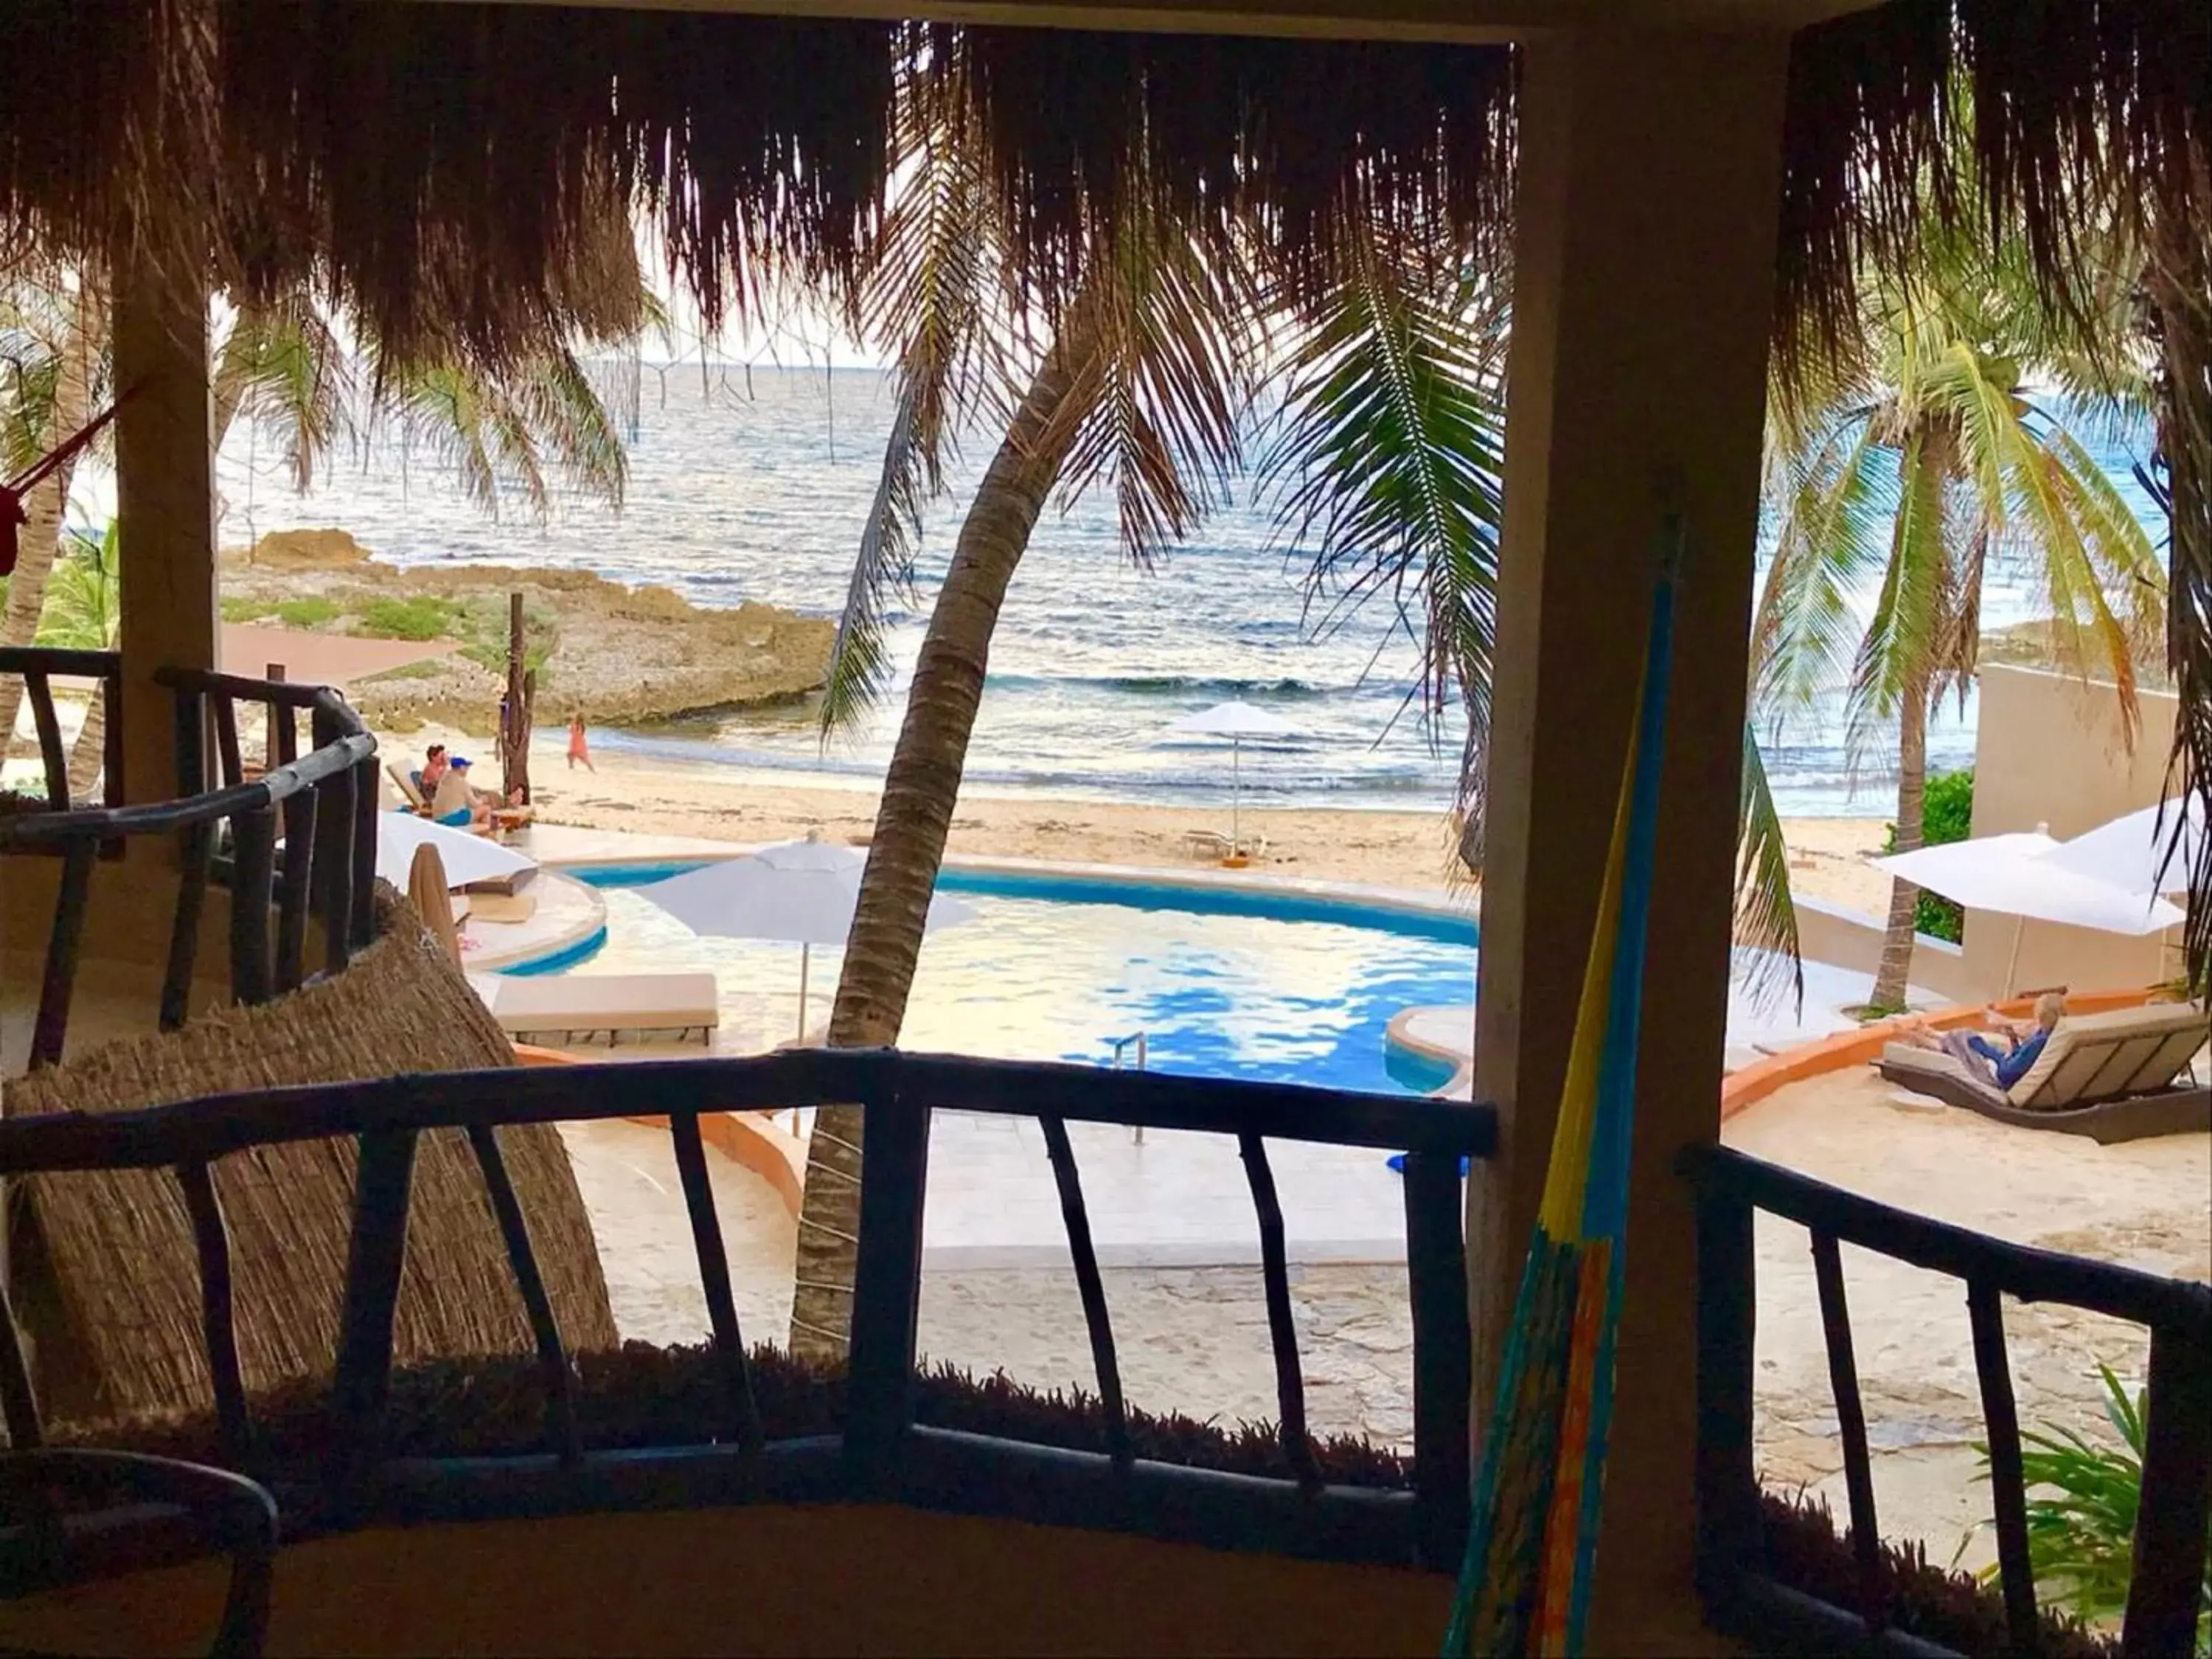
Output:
[558, 860, 1476, 1095]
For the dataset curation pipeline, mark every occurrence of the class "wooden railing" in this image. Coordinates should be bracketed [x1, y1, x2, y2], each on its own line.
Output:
[0, 1051, 1493, 1583]
[1684, 1142, 2212, 1659]
[0, 664, 379, 1070]
[0, 646, 125, 818]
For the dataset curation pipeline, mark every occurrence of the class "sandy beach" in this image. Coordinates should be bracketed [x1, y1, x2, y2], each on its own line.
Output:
[388, 716, 1896, 912]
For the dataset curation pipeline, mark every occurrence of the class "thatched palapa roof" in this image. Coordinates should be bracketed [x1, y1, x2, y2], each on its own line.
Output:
[1, 3, 1517, 365]
[0, 0, 2205, 969]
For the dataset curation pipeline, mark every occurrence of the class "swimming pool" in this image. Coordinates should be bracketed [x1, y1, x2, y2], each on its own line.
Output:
[554, 860, 1477, 1096]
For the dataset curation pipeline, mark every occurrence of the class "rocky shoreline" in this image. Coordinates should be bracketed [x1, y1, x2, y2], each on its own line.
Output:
[224, 529, 833, 738]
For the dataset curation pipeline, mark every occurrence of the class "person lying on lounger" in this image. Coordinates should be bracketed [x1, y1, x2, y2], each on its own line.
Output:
[1896, 991, 2067, 1089]
[430, 756, 487, 828]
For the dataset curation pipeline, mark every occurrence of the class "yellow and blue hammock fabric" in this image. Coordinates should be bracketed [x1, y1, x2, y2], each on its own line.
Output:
[1444, 563, 1677, 1658]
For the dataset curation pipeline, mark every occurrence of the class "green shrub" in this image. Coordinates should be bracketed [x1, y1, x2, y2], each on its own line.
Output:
[357, 594, 462, 641]
[1978, 1365, 2212, 1654]
[220, 597, 274, 622]
[273, 596, 339, 628]
[1883, 767, 1975, 943]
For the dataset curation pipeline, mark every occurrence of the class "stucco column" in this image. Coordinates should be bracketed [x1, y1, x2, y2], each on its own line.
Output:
[1469, 27, 1788, 1651]
[112, 264, 219, 811]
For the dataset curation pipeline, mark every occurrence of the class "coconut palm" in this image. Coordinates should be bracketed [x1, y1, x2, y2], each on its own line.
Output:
[1, 272, 639, 792]
[793, 181, 1831, 1359]
[1259, 238, 1815, 1012]
[789, 70, 1255, 1362]
[0, 273, 106, 751]
[1756, 243, 2164, 1011]
[32, 519, 120, 799]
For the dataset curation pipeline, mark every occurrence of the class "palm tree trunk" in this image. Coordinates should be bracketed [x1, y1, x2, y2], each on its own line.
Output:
[1871, 670, 1930, 1011]
[0, 284, 105, 750]
[787, 308, 1103, 1365]
[65, 684, 108, 802]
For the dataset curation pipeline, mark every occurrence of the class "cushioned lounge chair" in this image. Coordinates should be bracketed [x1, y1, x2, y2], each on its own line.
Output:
[472, 971, 719, 1048]
[1877, 1001, 2210, 1144]
[386, 763, 431, 814]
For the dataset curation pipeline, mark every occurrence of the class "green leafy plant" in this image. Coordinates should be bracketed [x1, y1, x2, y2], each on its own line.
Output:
[1882, 767, 1975, 942]
[1979, 1364, 2212, 1653]
[356, 594, 462, 641]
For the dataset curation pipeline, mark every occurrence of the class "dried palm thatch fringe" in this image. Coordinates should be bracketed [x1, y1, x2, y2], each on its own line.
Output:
[3, 885, 617, 1435]
[919, 25, 1517, 311]
[1, 2, 1512, 362]
[1778, 0, 2212, 375]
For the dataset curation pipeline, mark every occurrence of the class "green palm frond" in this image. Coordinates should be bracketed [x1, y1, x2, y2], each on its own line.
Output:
[1260, 240, 1507, 863]
[512, 346, 629, 511]
[1845, 422, 1952, 778]
[1754, 404, 1890, 718]
[1054, 191, 1252, 568]
[392, 366, 499, 515]
[822, 86, 1004, 743]
[822, 374, 926, 741]
[215, 296, 353, 489]
[34, 519, 120, 650]
[1734, 724, 1804, 1015]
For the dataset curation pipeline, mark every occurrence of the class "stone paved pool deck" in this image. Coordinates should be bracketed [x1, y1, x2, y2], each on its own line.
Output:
[559, 1054, 2210, 1573]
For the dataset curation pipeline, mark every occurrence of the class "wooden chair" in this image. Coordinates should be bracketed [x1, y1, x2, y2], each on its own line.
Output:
[0, 1447, 279, 1657]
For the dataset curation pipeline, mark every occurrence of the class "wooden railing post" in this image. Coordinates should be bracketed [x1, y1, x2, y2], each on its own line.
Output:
[1402, 1150, 1472, 1571]
[2123, 1322, 2212, 1658]
[349, 754, 379, 948]
[227, 804, 277, 1007]
[310, 704, 358, 975]
[844, 1069, 930, 1497]
[170, 674, 207, 800]
[1691, 1165, 1761, 1613]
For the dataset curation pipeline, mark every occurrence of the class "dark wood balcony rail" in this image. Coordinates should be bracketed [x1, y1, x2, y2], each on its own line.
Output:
[0, 1052, 1493, 1583]
[0, 662, 379, 1071]
[0, 646, 125, 818]
[1683, 1141, 2212, 1659]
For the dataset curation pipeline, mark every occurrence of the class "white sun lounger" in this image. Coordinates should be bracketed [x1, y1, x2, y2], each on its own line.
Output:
[473, 972, 719, 1048]
[1876, 1001, 2209, 1143]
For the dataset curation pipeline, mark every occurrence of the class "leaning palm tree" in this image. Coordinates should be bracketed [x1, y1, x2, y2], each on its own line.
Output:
[788, 70, 1255, 1363]
[1757, 240, 2164, 1011]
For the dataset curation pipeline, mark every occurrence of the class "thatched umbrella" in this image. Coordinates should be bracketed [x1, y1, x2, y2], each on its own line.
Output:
[408, 843, 463, 969]
[3, 887, 617, 1431]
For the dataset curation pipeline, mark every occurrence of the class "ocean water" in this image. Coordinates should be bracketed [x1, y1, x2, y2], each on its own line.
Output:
[215, 366, 2165, 820]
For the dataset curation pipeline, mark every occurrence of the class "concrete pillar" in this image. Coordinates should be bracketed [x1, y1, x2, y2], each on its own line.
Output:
[111, 265, 219, 810]
[1469, 28, 1789, 1651]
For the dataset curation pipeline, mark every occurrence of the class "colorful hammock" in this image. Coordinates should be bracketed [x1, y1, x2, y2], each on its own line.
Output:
[1443, 550, 1678, 1658]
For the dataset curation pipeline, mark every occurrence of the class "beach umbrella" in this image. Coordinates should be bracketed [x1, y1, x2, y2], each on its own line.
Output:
[378, 810, 535, 891]
[640, 835, 973, 1042]
[1873, 829, 2184, 995]
[1162, 700, 1301, 858]
[1445, 558, 1677, 1656]
[2037, 797, 2206, 898]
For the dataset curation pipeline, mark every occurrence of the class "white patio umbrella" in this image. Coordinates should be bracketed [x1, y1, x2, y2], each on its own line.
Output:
[640, 835, 974, 1043]
[2037, 797, 2206, 898]
[377, 810, 536, 890]
[1162, 700, 1302, 858]
[1874, 828, 2185, 994]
